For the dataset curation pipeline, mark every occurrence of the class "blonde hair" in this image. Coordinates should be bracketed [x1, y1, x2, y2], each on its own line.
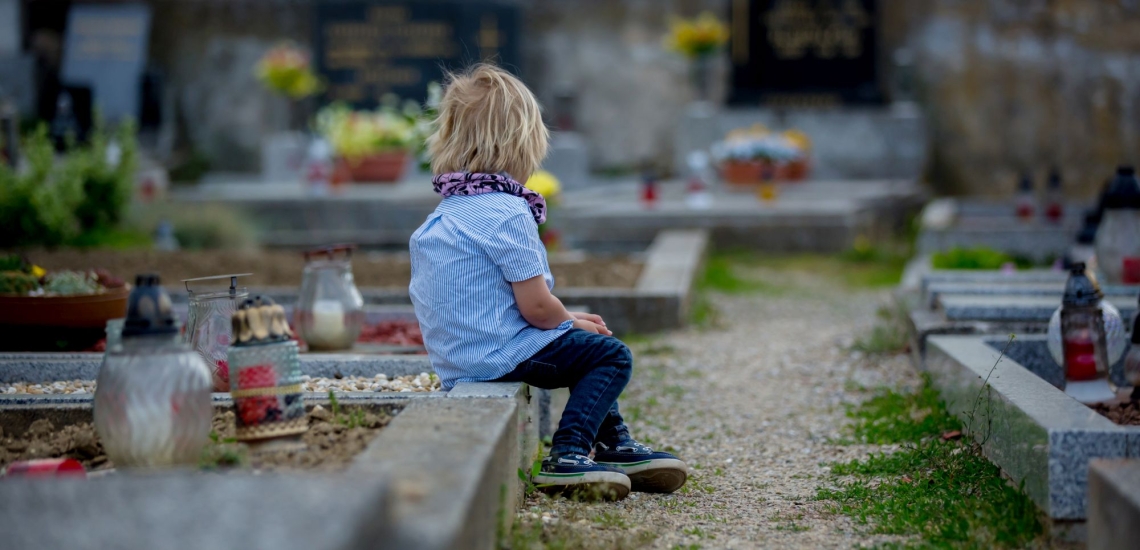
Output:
[429, 64, 548, 181]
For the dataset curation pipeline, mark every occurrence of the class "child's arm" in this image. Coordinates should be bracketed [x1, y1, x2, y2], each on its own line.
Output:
[512, 276, 612, 335]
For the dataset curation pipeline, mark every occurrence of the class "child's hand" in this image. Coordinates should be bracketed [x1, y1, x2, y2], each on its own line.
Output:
[572, 318, 613, 336]
[569, 312, 606, 327]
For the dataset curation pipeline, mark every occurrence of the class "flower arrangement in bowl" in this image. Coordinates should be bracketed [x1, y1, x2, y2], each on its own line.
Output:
[710, 125, 812, 186]
[0, 255, 129, 350]
[314, 100, 419, 183]
[256, 43, 322, 100]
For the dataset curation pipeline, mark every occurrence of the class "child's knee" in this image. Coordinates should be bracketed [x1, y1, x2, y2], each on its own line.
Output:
[607, 340, 633, 375]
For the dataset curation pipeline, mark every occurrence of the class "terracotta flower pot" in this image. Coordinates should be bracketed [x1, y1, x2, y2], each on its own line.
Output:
[721, 160, 763, 186]
[0, 286, 130, 328]
[0, 286, 130, 351]
[347, 150, 409, 183]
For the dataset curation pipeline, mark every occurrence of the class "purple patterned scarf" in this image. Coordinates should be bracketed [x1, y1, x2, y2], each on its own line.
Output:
[432, 172, 547, 225]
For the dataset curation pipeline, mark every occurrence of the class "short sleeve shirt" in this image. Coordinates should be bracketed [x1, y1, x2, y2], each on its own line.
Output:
[409, 193, 572, 390]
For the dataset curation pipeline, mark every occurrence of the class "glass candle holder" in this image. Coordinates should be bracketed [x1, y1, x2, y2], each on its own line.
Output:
[227, 340, 307, 442]
[295, 246, 363, 351]
[183, 274, 250, 390]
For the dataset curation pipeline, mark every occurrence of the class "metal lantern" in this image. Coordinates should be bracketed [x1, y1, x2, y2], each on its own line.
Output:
[183, 274, 250, 391]
[228, 296, 307, 446]
[295, 245, 364, 351]
[94, 275, 213, 467]
[1094, 166, 1140, 284]
[1059, 263, 1115, 403]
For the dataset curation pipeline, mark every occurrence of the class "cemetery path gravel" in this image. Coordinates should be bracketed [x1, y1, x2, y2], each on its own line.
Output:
[511, 271, 920, 549]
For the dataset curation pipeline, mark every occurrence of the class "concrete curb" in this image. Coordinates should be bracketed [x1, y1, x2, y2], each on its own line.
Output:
[921, 335, 1140, 539]
[350, 398, 519, 550]
[1088, 459, 1140, 550]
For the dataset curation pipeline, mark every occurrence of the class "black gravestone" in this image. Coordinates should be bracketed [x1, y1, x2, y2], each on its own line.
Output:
[729, 0, 881, 106]
[314, 1, 521, 107]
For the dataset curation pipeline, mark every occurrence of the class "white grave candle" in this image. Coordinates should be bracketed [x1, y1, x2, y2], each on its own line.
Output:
[308, 299, 348, 349]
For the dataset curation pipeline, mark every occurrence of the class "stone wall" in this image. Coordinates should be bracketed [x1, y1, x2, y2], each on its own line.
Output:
[141, 0, 1139, 194]
[902, 0, 1140, 197]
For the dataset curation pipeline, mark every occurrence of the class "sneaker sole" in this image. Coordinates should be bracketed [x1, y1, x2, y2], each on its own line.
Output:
[532, 470, 631, 501]
[597, 458, 688, 493]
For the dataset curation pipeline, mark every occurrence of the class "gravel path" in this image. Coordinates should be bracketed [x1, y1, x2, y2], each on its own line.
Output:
[512, 266, 920, 549]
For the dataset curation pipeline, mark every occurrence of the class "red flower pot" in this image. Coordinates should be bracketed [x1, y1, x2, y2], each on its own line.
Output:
[347, 150, 409, 183]
[721, 160, 764, 186]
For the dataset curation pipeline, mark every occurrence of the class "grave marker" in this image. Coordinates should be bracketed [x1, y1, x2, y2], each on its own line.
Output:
[729, 0, 881, 106]
[60, 4, 151, 123]
[313, 1, 520, 106]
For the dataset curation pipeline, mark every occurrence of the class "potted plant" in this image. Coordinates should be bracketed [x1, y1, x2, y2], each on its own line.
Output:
[711, 125, 811, 186]
[0, 256, 129, 351]
[664, 12, 729, 102]
[314, 101, 417, 183]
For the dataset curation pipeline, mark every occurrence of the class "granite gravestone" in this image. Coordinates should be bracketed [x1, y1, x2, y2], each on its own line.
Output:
[314, 1, 520, 106]
[729, 0, 880, 106]
[60, 4, 151, 122]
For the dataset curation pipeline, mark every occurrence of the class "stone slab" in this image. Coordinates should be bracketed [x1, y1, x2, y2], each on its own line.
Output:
[920, 269, 1068, 293]
[559, 179, 923, 253]
[0, 473, 396, 550]
[939, 294, 1137, 323]
[922, 335, 1140, 525]
[925, 282, 1139, 308]
[0, 353, 432, 384]
[350, 398, 519, 550]
[1088, 459, 1140, 550]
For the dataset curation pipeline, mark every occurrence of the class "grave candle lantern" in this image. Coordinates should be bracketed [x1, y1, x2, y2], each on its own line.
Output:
[295, 245, 364, 351]
[228, 296, 308, 445]
[1059, 263, 1113, 402]
[93, 275, 213, 467]
[183, 274, 250, 391]
[1015, 174, 1036, 222]
[1044, 168, 1064, 224]
[1094, 166, 1140, 284]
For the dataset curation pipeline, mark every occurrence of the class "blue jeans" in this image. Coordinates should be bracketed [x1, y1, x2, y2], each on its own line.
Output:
[495, 329, 632, 457]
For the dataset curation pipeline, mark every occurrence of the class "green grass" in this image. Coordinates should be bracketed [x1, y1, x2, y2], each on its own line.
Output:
[845, 379, 961, 445]
[817, 381, 1044, 548]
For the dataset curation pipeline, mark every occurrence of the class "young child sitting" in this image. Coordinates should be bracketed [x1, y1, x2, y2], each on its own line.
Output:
[409, 64, 687, 500]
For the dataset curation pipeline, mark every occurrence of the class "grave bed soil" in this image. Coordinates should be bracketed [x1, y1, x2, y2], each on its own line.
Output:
[23, 250, 644, 289]
[0, 405, 392, 474]
[1091, 401, 1140, 427]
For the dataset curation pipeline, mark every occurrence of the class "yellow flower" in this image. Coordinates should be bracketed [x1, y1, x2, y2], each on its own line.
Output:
[664, 11, 729, 59]
[783, 129, 812, 151]
[30, 265, 45, 278]
[255, 43, 323, 99]
[525, 170, 561, 199]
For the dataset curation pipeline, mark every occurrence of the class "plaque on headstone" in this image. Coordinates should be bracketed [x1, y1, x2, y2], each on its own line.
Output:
[314, 1, 521, 107]
[729, 0, 880, 106]
[60, 4, 151, 122]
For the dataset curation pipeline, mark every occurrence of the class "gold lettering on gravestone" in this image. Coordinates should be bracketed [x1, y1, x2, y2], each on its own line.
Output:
[764, 0, 869, 60]
[323, 7, 455, 76]
[71, 16, 143, 63]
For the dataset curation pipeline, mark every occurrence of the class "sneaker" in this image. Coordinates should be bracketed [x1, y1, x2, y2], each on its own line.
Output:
[594, 440, 688, 493]
[532, 453, 631, 501]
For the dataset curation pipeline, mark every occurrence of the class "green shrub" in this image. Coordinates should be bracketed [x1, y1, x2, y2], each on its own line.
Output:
[931, 247, 1015, 270]
[0, 126, 84, 247]
[0, 121, 138, 249]
[71, 119, 137, 232]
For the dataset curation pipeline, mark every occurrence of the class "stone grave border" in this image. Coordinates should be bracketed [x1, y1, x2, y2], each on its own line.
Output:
[921, 334, 1140, 540]
[0, 358, 540, 550]
[165, 229, 710, 337]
